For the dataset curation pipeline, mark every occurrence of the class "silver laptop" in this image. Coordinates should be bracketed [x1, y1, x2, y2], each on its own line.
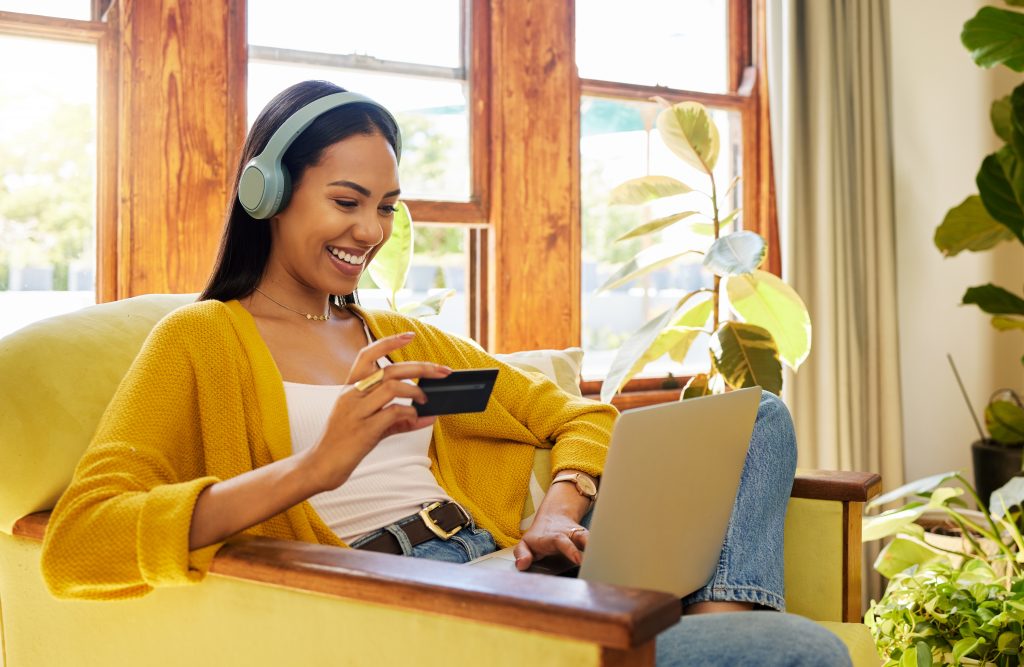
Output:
[468, 386, 762, 598]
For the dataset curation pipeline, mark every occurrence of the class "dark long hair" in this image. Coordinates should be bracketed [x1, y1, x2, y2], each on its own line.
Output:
[199, 80, 401, 306]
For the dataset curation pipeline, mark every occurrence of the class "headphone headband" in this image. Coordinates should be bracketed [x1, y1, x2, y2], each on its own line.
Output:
[238, 91, 402, 219]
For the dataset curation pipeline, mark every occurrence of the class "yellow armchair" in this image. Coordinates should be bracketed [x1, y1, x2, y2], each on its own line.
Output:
[0, 295, 882, 666]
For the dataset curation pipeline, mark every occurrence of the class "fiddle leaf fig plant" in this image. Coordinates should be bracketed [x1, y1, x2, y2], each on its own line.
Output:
[365, 201, 454, 318]
[598, 101, 812, 402]
[933, 1, 1024, 446]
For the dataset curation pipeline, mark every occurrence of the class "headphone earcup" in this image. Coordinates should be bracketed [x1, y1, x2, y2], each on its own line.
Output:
[277, 166, 292, 216]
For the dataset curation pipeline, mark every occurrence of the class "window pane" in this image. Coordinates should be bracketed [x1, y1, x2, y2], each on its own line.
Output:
[580, 97, 741, 380]
[0, 1, 90, 20]
[576, 0, 728, 93]
[357, 226, 469, 338]
[0, 35, 97, 339]
[248, 0, 463, 69]
[248, 61, 471, 202]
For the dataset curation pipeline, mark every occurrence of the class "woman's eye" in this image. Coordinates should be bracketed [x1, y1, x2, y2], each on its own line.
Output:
[379, 204, 399, 215]
[333, 199, 357, 209]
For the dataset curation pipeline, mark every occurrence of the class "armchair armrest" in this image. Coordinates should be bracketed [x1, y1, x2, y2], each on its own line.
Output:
[14, 512, 679, 664]
[792, 470, 882, 502]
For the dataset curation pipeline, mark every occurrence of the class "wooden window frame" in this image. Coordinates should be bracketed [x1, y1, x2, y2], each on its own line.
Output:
[577, 0, 777, 406]
[0, 7, 118, 303]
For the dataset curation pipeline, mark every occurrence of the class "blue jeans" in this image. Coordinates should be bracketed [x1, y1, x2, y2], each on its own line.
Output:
[359, 393, 851, 666]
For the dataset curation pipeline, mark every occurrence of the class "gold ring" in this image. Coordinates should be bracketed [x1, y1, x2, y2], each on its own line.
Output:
[568, 527, 582, 540]
[354, 368, 385, 393]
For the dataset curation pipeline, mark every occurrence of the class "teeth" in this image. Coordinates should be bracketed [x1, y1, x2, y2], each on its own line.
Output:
[328, 247, 366, 265]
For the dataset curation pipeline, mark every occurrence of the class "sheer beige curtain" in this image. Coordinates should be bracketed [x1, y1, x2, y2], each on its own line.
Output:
[767, 0, 904, 487]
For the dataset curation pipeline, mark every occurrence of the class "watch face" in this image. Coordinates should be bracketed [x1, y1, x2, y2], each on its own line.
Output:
[577, 475, 598, 498]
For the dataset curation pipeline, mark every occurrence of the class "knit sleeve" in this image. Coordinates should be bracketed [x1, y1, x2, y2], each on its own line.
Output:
[403, 320, 619, 479]
[41, 310, 223, 600]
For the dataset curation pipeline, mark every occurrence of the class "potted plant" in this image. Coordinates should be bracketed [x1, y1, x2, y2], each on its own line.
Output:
[933, 2, 1024, 500]
[597, 100, 811, 402]
[863, 471, 1024, 666]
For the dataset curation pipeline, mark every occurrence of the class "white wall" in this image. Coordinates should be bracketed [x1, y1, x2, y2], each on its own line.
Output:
[890, 0, 1024, 481]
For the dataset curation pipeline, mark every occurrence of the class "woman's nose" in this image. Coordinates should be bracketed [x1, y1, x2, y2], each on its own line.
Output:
[351, 213, 384, 246]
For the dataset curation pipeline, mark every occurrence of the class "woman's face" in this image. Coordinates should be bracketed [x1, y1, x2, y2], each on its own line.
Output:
[268, 131, 400, 296]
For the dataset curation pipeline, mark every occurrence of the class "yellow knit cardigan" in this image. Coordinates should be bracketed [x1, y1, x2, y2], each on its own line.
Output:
[41, 299, 617, 600]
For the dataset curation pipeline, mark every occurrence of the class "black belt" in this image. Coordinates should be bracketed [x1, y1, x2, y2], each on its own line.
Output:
[354, 501, 472, 555]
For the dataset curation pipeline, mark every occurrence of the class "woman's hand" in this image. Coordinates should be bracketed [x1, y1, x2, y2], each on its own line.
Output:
[304, 332, 452, 493]
[512, 473, 594, 571]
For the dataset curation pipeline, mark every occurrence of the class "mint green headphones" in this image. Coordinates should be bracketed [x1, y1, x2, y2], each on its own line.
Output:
[237, 92, 402, 220]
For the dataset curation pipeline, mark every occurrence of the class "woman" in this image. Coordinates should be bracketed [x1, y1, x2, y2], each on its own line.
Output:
[41, 80, 850, 666]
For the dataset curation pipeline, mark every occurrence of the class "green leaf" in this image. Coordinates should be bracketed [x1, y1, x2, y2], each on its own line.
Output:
[609, 175, 693, 205]
[615, 211, 701, 242]
[681, 373, 713, 399]
[656, 101, 720, 174]
[863, 504, 930, 542]
[600, 306, 679, 403]
[718, 208, 741, 229]
[598, 245, 701, 292]
[691, 222, 716, 236]
[666, 298, 714, 362]
[963, 283, 1024, 315]
[398, 289, 455, 318]
[994, 95, 1013, 143]
[703, 231, 766, 276]
[986, 400, 1024, 444]
[366, 201, 413, 298]
[873, 536, 942, 579]
[1011, 83, 1024, 158]
[709, 321, 783, 394]
[953, 637, 982, 663]
[989, 477, 1024, 518]
[867, 471, 960, 509]
[993, 315, 1024, 330]
[934, 195, 1016, 256]
[978, 148, 1024, 242]
[961, 6, 1024, 71]
[724, 270, 812, 370]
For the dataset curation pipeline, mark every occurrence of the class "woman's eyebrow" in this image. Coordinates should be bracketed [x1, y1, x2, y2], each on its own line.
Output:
[327, 180, 401, 199]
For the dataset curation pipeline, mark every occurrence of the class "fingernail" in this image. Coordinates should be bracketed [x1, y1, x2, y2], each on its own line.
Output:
[441, 366, 453, 374]
[400, 332, 415, 338]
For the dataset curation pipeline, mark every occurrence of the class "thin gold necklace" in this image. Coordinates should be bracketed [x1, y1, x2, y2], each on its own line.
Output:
[253, 287, 333, 321]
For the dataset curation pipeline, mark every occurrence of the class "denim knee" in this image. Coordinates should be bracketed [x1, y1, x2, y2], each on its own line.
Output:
[755, 392, 797, 474]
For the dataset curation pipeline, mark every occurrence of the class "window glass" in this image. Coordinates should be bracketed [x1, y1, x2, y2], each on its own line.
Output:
[0, 1, 90, 20]
[358, 225, 469, 338]
[248, 61, 470, 202]
[579, 96, 741, 380]
[0, 35, 97, 339]
[248, 0, 463, 69]
[576, 0, 728, 93]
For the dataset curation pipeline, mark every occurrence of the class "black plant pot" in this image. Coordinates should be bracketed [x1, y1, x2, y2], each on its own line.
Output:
[972, 439, 1024, 508]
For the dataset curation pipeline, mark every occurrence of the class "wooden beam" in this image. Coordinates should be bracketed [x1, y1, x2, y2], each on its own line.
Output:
[580, 79, 748, 111]
[0, 10, 106, 41]
[115, 0, 245, 297]
[488, 0, 580, 352]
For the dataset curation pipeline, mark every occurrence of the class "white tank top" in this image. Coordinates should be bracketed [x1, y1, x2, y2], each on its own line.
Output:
[282, 320, 452, 544]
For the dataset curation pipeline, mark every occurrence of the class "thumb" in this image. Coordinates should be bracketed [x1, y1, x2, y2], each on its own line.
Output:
[513, 540, 534, 571]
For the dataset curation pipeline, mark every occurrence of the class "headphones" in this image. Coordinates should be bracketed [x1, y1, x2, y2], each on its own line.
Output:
[237, 92, 402, 220]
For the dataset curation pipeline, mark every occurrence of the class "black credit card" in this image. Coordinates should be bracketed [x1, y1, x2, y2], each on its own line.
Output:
[415, 368, 499, 417]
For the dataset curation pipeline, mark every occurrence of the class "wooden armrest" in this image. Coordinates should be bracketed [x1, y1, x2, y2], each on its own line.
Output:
[791, 469, 882, 502]
[13, 512, 680, 650]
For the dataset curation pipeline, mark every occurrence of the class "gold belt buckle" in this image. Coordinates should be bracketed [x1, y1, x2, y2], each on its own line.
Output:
[418, 501, 464, 541]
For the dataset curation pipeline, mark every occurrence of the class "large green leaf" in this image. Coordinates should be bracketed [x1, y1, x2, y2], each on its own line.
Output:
[681, 373, 713, 400]
[978, 148, 1024, 242]
[961, 6, 1024, 71]
[656, 102, 720, 174]
[867, 470, 960, 510]
[609, 175, 693, 206]
[1011, 83, 1024, 158]
[709, 321, 782, 394]
[666, 298, 714, 362]
[861, 503, 929, 542]
[600, 306, 679, 403]
[703, 231, 766, 276]
[398, 289, 455, 318]
[366, 201, 413, 300]
[993, 95, 1013, 143]
[986, 400, 1024, 444]
[725, 270, 812, 370]
[873, 536, 943, 579]
[934, 195, 1016, 256]
[598, 245, 700, 292]
[963, 283, 1024, 315]
[615, 211, 701, 242]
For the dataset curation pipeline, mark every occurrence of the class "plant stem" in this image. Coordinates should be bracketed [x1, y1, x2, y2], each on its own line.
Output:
[710, 172, 721, 332]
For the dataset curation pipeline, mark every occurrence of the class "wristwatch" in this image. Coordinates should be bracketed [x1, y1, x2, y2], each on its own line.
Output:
[551, 472, 598, 503]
